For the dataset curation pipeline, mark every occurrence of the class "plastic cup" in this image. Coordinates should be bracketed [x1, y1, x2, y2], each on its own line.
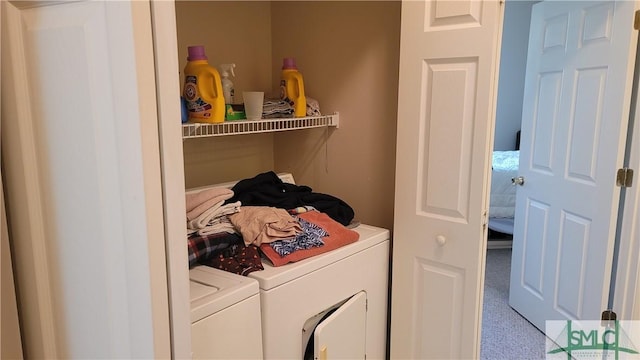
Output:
[243, 91, 264, 120]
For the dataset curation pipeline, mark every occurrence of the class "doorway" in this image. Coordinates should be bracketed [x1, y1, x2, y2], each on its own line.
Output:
[482, 0, 640, 358]
[481, 2, 545, 358]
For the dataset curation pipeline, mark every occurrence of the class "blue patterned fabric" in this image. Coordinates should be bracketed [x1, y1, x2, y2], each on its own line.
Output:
[270, 217, 327, 257]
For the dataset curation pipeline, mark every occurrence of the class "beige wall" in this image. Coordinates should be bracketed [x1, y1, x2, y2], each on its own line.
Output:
[175, 1, 273, 96]
[176, 1, 276, 188]
[176, 1, 401, 230]
[271, 2, 400, 230]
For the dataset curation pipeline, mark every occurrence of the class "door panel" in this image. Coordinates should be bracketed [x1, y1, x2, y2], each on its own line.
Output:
[522, 200, 549, 298]
[420, 59, 476, 220]
[1, 0, 170, 357]
[531, 72, 561, 173]
[510, 0, 639, 331]
[556, 212, 590, 318]
[567, 68, 606, 182]
[391, 0, 503, 358]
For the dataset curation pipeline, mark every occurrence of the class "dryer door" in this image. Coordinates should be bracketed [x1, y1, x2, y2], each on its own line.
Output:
[313, 291, 367, 360]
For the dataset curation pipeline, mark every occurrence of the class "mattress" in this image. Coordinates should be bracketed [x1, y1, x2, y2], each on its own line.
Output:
[489, 150, 519, 218]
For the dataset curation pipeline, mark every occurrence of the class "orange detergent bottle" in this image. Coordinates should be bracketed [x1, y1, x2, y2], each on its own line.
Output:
[280, 58, 307, 117]
[183, 46, 225, 123]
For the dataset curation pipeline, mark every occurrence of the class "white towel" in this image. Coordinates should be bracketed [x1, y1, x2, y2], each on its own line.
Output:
[186, 188, 234, 221]
[262, 98, 294, 118]
[188, 201, 241, 230]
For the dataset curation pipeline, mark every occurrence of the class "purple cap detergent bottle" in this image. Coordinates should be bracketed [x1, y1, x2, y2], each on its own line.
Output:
[280, 57, 306, 117]
[183, 45, 225, 123]
[282, 57, 298, 70]
[187, 45, 208, 61]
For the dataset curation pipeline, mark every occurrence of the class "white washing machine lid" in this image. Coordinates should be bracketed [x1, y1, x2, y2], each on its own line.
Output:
[248, 224, 390, 290]
[190, 266, 259, 323]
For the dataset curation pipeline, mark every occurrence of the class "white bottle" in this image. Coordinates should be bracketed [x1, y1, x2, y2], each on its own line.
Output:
[219, 63, 236, 105]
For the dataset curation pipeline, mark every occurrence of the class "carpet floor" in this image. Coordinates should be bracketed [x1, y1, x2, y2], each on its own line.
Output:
[480, 248, 547, 360]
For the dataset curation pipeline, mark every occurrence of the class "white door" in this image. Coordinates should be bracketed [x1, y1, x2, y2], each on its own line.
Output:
[1, 1, 173, 357]
[509, 0, 639, 331]
[390, 1, 503, 359]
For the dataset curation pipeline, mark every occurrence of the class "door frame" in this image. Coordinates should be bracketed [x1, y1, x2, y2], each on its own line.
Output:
[149, 0, 192, 358]
[612, 35, 640, 318]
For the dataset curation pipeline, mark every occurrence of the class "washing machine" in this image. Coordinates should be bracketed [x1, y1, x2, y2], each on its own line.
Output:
[248, 223, 390, 360]
[189, 265, 263, 359]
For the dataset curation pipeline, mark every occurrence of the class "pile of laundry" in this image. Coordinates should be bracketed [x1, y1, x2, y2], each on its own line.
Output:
[186, 171, 359, 275]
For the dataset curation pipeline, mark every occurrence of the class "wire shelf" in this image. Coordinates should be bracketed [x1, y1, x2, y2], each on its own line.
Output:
[182, 113, 339, 139]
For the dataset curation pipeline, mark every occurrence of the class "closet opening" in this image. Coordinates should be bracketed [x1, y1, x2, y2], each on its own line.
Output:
[481, 2, 544, 359]
[482, 1, 640, 359]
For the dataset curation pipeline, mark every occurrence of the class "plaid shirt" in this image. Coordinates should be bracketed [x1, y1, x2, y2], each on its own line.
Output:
[187, 232, 243, 267]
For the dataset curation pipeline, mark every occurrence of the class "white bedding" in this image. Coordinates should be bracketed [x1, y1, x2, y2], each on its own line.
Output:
[489, 150, 519, 218]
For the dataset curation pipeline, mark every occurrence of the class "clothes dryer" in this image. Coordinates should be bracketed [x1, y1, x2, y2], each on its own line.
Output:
[248, 224, 390, 359]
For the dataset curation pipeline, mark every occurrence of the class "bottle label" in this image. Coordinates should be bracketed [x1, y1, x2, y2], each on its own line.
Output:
[184, 75, 212, 119]
[280, 79, 287, 101]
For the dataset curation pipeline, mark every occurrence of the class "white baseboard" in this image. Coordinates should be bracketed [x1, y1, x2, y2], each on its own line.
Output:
[487, 240, 512, 250]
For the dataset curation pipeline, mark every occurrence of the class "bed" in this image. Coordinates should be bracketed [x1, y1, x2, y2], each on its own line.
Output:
[488, 130, 520, 236]
[488, 150, 519, 235]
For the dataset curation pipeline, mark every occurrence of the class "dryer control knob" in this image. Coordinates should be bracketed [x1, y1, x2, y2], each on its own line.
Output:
[436, 235, 446, 246]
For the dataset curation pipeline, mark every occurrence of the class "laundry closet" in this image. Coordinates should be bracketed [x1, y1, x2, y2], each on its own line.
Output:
[175, 1, 400, 227]
[173, 1, 401, 359]
[1, 0, 401, 358]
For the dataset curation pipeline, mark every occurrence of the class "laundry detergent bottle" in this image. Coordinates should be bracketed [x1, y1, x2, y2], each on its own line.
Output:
[280, 58, 307, 117]
[183, 46, 225, 123]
